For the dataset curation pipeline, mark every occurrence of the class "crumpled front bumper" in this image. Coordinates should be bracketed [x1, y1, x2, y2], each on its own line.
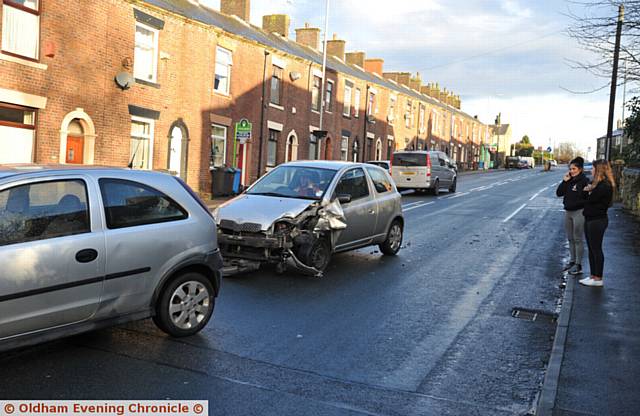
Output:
[217, 233, 292, 250]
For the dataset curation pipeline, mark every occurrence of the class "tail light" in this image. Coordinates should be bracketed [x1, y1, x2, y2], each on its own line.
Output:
[426, 153, 432, 177]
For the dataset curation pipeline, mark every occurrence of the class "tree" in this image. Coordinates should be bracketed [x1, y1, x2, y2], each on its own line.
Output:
[567, 1, 640, 83]
[623, 96, 640, 166]
[555, 142, 584, 164]
[515, 135, 534, 156]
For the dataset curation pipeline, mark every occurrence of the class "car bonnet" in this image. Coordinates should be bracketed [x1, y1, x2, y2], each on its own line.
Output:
[216, 194, 318, 231]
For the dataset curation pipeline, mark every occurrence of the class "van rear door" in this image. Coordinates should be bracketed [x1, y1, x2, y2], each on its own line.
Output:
[391, 152, 430, 189]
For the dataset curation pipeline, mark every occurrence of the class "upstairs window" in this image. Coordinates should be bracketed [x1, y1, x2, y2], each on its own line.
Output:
[214, 47, 232, 94]
[343, 82, 353, 117]
[1, 0, 40, 60]
[325, 80, 334, 112]
[311, 76, 322, 111]
[354, 88, 361, 118]
[388, 97, 396, 124]
[134, 22, 159, 82]
[270, 66, 283, 106]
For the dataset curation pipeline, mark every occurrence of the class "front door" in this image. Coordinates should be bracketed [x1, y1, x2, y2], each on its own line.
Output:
[169, 127, 182, 176]
[66, 136, 84, 164]
[0, 177, 105, 340]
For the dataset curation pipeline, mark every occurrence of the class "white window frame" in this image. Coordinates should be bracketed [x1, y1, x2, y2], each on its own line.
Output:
[311, 75, 322, 112]
[340, 136, 349, 161]
[211, 123, 227, 168]
[214, 46, 233, 95]
[343, 83, 352, 117]
[354, 88, 361, 118]
[267, 128, 279, 167]
[388, 96, 396, 124]
[130, 116, 155, 170]
[134, 22, 159, 83]
[1, 0, 40, 61]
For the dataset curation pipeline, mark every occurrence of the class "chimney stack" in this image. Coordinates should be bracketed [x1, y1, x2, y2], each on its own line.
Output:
[220, 0, 250, 22]
[326, 33, 346, 61]
[346, 51, 366, 68]
[262, 14, 290, 38]
[364, 58, 384, 75]
[295, 23, 321, 50]
[409, 73, 422, 91]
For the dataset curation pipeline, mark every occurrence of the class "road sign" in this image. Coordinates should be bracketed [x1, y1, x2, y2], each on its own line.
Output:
[547, 146, 552, 152]
[235, 119, 252, 144]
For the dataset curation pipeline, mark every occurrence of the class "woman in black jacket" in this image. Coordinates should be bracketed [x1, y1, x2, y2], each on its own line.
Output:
[556, 157, 590, 275]
[579, 160, 615, 287]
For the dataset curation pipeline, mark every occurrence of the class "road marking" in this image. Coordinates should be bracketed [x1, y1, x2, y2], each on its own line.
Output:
[503, 203, 527, 223]
[444, 191, 469, 200]
[402, 201, 424, 208]
[404, 201, 435, 212]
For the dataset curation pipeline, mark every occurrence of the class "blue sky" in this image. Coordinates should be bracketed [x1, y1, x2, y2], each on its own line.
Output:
[205, 0, 625, 157]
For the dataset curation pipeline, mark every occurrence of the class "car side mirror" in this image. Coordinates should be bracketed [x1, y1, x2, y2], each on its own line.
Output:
[337, 194, 352, 204]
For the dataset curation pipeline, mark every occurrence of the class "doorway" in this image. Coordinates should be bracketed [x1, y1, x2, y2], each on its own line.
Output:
[167, 120, 189, 180]
[65, 120, 84, 164]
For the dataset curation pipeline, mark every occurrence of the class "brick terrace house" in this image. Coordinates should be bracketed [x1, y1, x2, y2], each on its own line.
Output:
[0, 0, 490, 196]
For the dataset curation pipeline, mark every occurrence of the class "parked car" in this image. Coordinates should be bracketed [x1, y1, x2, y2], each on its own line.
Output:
[0, 165, 222, 352]
[517, 159, 529, 169]
[366, 160, 391, 172]
[583, 161, 593, 175]
[213, 161, 404, 277]
[505, 156, 521, 169]
[390, 151, 457, 195]
[549, 159, 558, 167]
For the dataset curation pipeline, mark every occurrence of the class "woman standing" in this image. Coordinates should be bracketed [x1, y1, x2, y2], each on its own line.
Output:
[579, 160, 615, 287]
[556, 157, 589, 275]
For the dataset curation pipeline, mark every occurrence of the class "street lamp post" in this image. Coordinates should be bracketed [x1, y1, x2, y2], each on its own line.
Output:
[606, 4, 624, 161]
[315, 0, 330, 159]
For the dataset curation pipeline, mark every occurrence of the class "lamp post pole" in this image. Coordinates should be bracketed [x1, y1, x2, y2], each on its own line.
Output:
[606, 4, 624, 161]
[315, 0, 330, 160]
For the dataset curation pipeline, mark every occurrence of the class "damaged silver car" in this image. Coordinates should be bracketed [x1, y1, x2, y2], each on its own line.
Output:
[213, 161, 404, 277]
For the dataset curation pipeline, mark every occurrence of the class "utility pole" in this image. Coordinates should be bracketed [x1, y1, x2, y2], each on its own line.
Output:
[621, 57, 628, 155]
[606, 4, 624, 161]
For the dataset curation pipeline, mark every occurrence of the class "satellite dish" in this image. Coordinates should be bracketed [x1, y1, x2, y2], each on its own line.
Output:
[115, 72, 134, 90]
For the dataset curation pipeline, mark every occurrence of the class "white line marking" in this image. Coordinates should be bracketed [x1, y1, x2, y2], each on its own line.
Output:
[445, 192, 469, 199]
[404, 201, 435, 212]
[402, 201, 424, 208]
[529, 192, 541, 201]
[503, 203, 527, 223]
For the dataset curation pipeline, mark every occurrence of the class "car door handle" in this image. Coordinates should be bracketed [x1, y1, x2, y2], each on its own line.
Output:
[368, 209, 376, 215]
[76, 249, 98, 263]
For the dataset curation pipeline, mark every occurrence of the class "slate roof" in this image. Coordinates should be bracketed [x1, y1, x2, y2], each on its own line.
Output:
[143, 0, 481, 122]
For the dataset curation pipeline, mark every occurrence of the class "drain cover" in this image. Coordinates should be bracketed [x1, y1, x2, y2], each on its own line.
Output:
[511, 307, 558, 323]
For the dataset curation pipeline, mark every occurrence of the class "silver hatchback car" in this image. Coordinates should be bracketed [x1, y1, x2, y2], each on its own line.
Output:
[214, 161, 404, 276]
[0, 166, 222, 352]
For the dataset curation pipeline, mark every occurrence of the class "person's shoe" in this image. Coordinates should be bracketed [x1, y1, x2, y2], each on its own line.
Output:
[579, 277, 592, 285]
[580, 278, 604, 287]
[563, 262, 576, 272]
[568, 264, 583, 275]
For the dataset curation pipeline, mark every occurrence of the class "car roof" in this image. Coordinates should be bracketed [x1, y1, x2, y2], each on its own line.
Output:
[0, 164, 172, 181]
[283, 160, 367, 171]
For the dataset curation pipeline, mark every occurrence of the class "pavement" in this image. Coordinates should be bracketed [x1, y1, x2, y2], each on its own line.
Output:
[541, 207, 640, 416]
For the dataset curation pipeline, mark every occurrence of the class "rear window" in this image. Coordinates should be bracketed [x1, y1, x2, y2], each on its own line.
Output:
[393, 153, 427, 167]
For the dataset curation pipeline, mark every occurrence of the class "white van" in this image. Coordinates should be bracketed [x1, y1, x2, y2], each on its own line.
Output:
[521, 157, 535, 169]
[391, 151, 457, 195]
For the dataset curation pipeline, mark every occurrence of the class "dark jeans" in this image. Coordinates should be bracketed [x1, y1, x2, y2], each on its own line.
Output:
[585, 217, 609, 277]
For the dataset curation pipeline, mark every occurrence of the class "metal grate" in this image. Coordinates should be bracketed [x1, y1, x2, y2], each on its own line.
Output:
[511, 307, 558, 323]
[219, 220, 263, 233]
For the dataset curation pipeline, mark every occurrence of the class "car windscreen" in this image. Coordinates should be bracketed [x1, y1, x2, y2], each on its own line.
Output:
[393, 153, 427, 167]
[247, 166, 337, 200]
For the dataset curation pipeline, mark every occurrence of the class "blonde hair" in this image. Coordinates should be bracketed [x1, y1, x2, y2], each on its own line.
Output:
[592, 160, 616, 190]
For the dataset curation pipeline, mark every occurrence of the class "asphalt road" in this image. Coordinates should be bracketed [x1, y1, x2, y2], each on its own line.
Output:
[0, 168, 570, 416]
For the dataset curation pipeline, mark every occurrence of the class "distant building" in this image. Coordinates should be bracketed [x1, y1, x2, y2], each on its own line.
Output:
[596, 128, 629, 160]
[489, 123, 512, 168]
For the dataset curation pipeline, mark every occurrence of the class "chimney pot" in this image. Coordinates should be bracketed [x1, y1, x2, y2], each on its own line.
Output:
[326, 35, 346, 61]
[364, 59, 384, 75]
[346, 51, 366, 67]
[295, 25, 321, 49]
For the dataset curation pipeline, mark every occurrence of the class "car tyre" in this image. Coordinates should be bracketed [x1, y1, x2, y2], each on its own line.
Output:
[380, 220, 403, 256]
[432, 179, 440, 196]
[153, 272, 215, 337]
[300, 238, 332, 271]
[449, 177, 457, 193]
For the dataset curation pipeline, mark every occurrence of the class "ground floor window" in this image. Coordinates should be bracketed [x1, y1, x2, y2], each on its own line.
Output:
[267, 129, 279, 167]
[211, 124, 227, 168]
[309, 133, 318, 160]
[130, 116, 153, 169]
[0, 103, 36, 164]
[340, 136, 349, 161]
